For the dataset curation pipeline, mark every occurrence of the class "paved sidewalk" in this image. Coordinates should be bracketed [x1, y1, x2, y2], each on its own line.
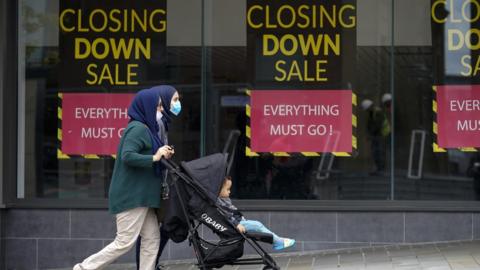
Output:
[55, 240, 480, 270]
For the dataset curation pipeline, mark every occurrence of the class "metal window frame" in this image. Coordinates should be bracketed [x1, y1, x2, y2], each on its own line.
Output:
[3, 1, 18, 208]
[0, 0, 5, 208]
[5, 198, 480, 212]
[16, 0, 25, 199]
[390, 0, 395, 200]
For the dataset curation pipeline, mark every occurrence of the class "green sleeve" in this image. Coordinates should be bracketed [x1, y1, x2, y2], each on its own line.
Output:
[121, 124, 155, 168]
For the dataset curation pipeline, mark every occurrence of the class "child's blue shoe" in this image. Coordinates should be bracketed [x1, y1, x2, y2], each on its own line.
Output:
[273, 238, 296, 250]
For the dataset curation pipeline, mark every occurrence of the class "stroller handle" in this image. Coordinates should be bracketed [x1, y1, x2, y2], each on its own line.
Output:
[160, 158, 179, 171]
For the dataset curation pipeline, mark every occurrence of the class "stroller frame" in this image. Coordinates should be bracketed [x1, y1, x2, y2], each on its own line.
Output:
[161, 158, 280, 270]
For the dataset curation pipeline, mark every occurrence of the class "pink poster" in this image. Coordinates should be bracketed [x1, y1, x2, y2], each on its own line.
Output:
[250, 90, 352, 152]
[61, 93, 134, 155]
[437, 85, 480, 148]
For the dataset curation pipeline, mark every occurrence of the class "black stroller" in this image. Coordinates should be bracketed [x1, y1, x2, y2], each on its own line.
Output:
[161, 153, 280, 270]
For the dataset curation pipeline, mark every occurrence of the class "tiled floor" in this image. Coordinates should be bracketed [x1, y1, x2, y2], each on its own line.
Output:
[55, 240, 480, 270]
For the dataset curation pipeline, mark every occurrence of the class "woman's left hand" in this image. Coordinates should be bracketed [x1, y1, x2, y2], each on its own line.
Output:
[163, 145, 174, 159]
[153, 145, 174, 161]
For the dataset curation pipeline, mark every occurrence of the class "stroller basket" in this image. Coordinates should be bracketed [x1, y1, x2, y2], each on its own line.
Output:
[196, 236, 244, 265]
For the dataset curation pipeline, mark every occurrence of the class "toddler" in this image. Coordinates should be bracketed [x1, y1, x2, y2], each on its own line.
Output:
[217, 176, 295, 250]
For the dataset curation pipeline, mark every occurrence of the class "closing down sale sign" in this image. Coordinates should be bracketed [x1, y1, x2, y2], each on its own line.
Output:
[61, 93, 134, 156]
[250, 90, 352, 153]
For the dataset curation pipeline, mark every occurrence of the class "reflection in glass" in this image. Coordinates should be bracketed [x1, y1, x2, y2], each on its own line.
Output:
[18, 0, 201, 199]
[205, 0, 393, 200]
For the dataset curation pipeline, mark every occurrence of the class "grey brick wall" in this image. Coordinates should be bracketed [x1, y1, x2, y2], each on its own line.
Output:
[2, 209, 479, 269]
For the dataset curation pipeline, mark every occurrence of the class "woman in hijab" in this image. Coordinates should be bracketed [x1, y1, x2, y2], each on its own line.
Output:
[135, 85, 181, 270]
[73, 85, 178, 270]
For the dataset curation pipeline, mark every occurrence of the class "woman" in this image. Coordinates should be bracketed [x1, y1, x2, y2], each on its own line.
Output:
[135, 85, 181, 270]
[73, 85, 177, 270]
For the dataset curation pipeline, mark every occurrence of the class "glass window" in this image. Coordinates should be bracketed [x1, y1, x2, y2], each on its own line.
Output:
[394, 0, 480, 200]
[205, 0, 394, 200]
[17, 0, 201, 199]
[14, 0, 480, 205]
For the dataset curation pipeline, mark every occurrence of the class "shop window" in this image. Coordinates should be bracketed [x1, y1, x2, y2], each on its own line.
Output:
[17, 0, 201, 199]
[14, 0, 480, 204]
[394, 0, 480, 200]
[204, 0, 394, 200]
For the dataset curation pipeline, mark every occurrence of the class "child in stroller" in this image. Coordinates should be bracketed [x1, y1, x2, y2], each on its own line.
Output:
[218, 176, 296, 250]
[162, 153, 285, 269]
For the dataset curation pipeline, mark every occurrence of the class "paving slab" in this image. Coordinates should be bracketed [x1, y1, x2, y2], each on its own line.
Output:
[51, 240, 480, 270]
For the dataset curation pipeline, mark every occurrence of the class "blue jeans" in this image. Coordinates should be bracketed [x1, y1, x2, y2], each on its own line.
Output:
[240, 220, 281, 246]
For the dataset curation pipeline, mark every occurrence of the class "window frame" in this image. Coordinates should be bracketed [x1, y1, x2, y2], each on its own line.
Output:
[0, 0, 5, 208]
[3, 0, 18, 208]
[5, 198, 480, 212]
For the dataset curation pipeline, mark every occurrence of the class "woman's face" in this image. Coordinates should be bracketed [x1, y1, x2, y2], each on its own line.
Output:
[157, 99, 163, 112]
[171, 91, 180, 106]
[157, 91, 179, 113]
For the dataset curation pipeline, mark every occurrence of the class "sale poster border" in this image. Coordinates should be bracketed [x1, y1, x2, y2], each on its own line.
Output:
[57, 93, 117, 160]
[245, 90, 358, 157]
[432, 85, 479, 153]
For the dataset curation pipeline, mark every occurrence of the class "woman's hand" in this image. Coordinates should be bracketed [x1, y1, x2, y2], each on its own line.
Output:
[153, 145, 174, 161]
[236, 224, 246, 233]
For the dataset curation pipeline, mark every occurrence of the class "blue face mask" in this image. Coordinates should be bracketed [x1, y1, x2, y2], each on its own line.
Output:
[170, 100, 181, 116]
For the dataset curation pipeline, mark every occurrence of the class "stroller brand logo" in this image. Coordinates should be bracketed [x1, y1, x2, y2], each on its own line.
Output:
[201, 213, 228, 232]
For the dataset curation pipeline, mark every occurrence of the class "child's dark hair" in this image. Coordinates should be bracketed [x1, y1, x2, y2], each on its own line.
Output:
[224, 175, 232, 183]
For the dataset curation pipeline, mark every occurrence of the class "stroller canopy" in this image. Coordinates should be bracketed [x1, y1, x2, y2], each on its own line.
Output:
[181, 153, 228, 203]
[163, 153, 229, 242]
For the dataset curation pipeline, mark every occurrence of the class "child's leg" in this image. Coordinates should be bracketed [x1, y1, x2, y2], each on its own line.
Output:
[240, 219, 295, 250]
[239, 220, 281, 243]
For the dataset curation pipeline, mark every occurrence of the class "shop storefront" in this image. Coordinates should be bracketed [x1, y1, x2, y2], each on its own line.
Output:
[2, 0, 480, 269]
